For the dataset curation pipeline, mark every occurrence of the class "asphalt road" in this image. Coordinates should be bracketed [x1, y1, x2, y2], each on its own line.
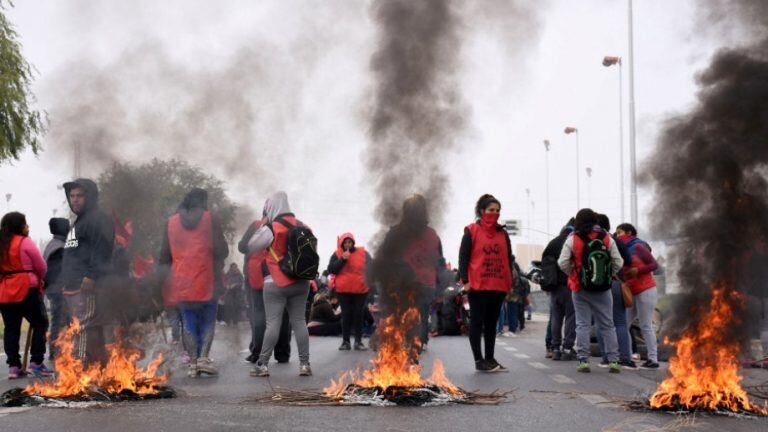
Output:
[0, 315, 766, 432]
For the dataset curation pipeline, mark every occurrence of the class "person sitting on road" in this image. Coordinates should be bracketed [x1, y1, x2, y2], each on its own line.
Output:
[558, 208, 624, 374]
[307, 292, 342, 336]
[459, 194, 515, 373]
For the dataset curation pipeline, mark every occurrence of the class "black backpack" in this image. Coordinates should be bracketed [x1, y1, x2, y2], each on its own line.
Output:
[578, 232, 613, 292]
[539, 255, 560, 292]
[269, 217, 320, 280]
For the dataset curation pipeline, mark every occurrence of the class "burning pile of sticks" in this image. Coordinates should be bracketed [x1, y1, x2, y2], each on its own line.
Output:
[1, 385, 177, 408]
[253, 386, 511, 407]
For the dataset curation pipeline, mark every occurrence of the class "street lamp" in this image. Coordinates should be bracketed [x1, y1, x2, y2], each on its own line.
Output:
[4, 193, 11, 212]
[543, 139, 551, 238]
[628, 0, 638, 226]
[564, 127, 580, 210]
[603, 55, 625, 222]
[586, 167, 593, 207]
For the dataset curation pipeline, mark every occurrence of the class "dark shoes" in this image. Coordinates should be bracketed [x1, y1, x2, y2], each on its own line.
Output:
[339, 341, 351, 351]
[619, 360, 637, 369]
[475, 359, 499, 373]
[552, 350, 562, 361]
[244, 353, 257, 364]
[353, 342, 368, 351]
[561, 349, 577, 361]
[640, 360, 659, 370]
[487, 359, 509, 373]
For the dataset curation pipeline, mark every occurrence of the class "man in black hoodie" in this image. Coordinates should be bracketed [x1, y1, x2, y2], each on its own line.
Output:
[43, 217, 70, 360]
[61, 179, 115, 365]
[542, 219, 576, 361]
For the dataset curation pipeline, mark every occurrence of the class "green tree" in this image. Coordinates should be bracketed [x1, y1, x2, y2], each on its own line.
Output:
[98, 158, 238, 256]
[0, 2, 46, 163]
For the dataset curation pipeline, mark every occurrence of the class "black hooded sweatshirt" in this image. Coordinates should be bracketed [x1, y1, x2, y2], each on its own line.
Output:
[43, 217, 71, 292]
[61, 179, 115, 288]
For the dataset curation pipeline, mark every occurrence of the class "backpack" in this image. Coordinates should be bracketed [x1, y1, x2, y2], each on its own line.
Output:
[539, 255, 560, 292]
[269, 217, 320, 280]
[577, 232, 613, 292]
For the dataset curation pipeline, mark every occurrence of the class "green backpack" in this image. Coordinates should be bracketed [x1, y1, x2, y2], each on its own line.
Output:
[578, 232, 613, 292]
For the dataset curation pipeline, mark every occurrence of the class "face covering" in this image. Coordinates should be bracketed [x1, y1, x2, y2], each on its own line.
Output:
[481, 212, 500, 227]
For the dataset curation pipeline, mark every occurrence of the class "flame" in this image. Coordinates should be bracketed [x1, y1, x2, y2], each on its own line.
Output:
[324, 307, 459, 397]
[24, 319, 167, 398]
[649, 284, 767, 414]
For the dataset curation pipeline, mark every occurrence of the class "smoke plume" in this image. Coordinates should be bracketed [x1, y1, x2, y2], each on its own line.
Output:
[644, 0, 768, 344]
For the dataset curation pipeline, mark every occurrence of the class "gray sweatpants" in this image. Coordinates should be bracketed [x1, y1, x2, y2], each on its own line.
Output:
[626, 287, 659, 363]
[259, 280, 310, 365]
[572, 289, 618, 362]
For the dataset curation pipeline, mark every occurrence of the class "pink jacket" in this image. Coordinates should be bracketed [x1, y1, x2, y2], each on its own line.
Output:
[19, 237, 47, 288]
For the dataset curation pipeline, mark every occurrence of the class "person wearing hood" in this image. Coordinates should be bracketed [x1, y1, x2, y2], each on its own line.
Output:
[0, 212, 51, 378]
[327, 232, 372, 351]
[159, 188, 228, 378]
[61, 178, 115, 365]
[248, 191, 314, 378]
[43, 217, 70, 360]
[458, 194, 515, 373]
[541, 218, 577, 361]
[238, 213, 292, 365]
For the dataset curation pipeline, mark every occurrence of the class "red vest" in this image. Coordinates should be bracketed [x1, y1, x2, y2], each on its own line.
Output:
[245, 221, 267, 290]
[624, 238, 656, 295]
[335, 247, 369, 294]
[466, 223, 512, 293]
[266, 215, 300, 287]
[568, 231, 611, 293]
[0, 236, 34, 303]
[166, 211, 215, 303]
[403, 227, 440, 287]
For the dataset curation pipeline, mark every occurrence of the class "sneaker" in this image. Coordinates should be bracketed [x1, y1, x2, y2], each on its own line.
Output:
[244, 353, 257, 364]
[487, 359, 509, 373]
[619, 360, 637, 369]
[552, 350, 562, 361]
[187, 363, 199, 378]
[251, 362, 269, 377]
[353, 342, 368, 351]
[196, 358, 218, 376]
[545, 349, 554, 359]
[561, 349, 577, 361]
[609, 362, 621, 374]
[28, 362, 54, 377]
[8, 366, 24, 379]
[503, 332, 517, 338]
[475, 359, 499, 373]
[275, 357, 290, 364]
[598, 359, 610, 368]
[181, 352, 191, 365]
[577, 361, 591, 373]
[338, 341, 351, 351]
[299, 363, 312, 376]
[640, 360, 659, 370]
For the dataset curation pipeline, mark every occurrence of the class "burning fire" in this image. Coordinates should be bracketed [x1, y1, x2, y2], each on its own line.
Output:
[649, 284, 767, 414]
[324, 307, 459, 398]
[24, 319, 167, 398]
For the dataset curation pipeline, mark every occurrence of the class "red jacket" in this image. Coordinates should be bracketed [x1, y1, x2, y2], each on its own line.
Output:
[246, 221, 267, 290]
[619, 235, 657, 295]
[568, 231, 611, 293]
[0, 236, 38, 303]
[465, 222, 512, 293]
[266, 215, 301, 287]
[333, 232, 369, 294]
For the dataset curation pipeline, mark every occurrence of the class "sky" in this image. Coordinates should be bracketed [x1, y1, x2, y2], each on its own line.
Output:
[0, 0, 735, 268]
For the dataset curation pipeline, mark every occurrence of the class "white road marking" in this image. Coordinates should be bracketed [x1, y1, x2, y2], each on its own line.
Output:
[550, 374, 576, 384]
[0, 407, 31, 416]
[579, 394, 616, 408]
[513, 353, 530, 359]
[502, 346, 518, 352]
[528, 362, 550, 370]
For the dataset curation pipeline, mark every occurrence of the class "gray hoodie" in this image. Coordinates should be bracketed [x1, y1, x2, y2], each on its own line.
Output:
[247, 191, 292, 258]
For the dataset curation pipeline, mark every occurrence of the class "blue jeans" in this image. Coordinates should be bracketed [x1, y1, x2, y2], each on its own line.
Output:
[496, 301, 519, 333]
[596, 281, 632, 362]
[179, 300, 218, 360]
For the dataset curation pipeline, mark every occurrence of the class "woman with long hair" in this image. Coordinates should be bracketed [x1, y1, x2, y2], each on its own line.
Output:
[0, 212, 51, 379]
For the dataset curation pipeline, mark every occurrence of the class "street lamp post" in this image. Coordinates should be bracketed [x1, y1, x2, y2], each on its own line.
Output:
[564, 127, 580, 210]
[5, 193, 11, 212]
[543, 139, 551, 238]
[603, 55, 625, 222]
[628, 0, 638, 226]
[586, 167, 593, 207]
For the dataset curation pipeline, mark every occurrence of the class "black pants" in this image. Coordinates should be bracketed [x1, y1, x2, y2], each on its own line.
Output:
[0, 290, 49, 367]
[308, 321, 342, 336]
[249, 289, 291, 361]
[338, 293, 367, 344]
[467, 290, 505, 362]
[550, 286, 576, 350]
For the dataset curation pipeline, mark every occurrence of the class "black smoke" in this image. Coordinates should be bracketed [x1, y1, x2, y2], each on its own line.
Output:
[644, 0, 768, 346]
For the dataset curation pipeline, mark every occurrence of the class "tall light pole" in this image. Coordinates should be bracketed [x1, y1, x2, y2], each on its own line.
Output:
[628, 0, 638, 226]
[4, 193, 11, 212]
[586, 167, 593, 207]
[564, 127, 580, 210]
[543, 139, 551, 238]
[603, 55, 625, 222]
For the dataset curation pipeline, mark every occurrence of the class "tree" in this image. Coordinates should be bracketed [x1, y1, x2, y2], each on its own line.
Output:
[98, 158, 238, 256]
[0, 2, 46, 163]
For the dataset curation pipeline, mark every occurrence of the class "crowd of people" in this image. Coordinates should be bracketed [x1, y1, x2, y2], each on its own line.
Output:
[0, 177, 663, 382]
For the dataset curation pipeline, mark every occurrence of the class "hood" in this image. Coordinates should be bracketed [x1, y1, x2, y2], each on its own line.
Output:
[49, 217, 70, 237]
[63, 178, 99, 215]
[336, 232, 356, 257]
[178, 188, 208, 229]
[263, 191, 291, 223]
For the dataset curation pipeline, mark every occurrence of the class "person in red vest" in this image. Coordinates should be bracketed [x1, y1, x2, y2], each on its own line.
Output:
[558, 208, 624, 374]
[328, 232, 372, 351]
[248, 191, 313, 378]
[458, 194, 514, 373]
[0, 212, 51, 379]
[159, 189, 228, 378]
[238, 215, 291, 364]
